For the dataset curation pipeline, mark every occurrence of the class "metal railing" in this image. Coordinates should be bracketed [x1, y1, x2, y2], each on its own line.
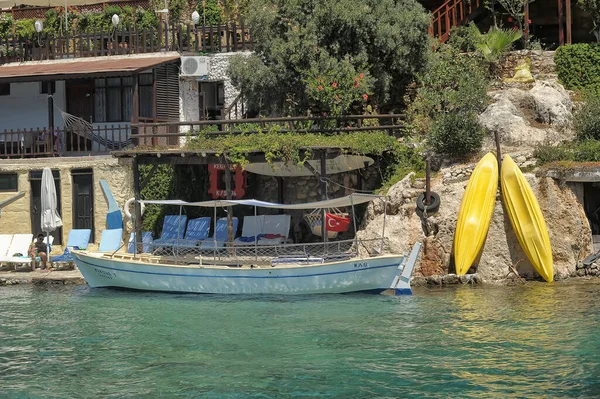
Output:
[127, 238, 389, 267]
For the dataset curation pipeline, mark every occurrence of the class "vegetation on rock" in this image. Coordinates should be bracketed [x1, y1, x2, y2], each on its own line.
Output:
[407, 44, 489, 157]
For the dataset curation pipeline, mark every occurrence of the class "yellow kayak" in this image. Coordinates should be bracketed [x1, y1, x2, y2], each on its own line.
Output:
[501, 155, 554, 282]
[454, 152, 499, 275]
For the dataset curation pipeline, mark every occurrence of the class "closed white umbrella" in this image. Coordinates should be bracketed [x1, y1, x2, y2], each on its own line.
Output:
[41, 167, 62, 264]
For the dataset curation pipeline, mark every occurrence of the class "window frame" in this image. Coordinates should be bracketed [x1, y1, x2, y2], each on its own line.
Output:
[93, 77, 134, 123]
[0, 173, 18, 192]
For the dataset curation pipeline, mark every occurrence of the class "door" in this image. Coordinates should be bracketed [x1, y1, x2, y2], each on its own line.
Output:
[65, 79, 94, 152]
[72, 169, 95, 242]
[30, 170, 63, 245]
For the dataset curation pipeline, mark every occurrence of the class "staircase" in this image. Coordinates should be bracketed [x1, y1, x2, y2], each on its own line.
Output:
[428, 0, 482, 42]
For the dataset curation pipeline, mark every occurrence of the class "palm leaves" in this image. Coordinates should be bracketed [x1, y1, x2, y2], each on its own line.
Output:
[471, 25, 523, 62]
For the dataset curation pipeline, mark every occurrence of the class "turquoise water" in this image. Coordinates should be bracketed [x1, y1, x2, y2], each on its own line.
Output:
[1, 283, 599, 398]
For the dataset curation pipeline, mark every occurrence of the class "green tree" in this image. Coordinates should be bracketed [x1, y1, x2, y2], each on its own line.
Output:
[196, 0, 224, 25]
[228, 0, 431, 115]
[578, 0, 600, 41]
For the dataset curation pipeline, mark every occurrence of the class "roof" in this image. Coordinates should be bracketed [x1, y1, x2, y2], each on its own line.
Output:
[139, 193, 382, 210]
[0, 55, 180, 83]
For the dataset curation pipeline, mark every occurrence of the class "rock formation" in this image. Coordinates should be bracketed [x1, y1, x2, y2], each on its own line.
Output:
[358, 153, 593, 283]
[479, 81, 574, 148]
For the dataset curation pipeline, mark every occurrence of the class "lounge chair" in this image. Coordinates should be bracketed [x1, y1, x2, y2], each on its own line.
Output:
[170, 217, 211, 248]
[257, 215, 291, 246]
[233, 215, 265, 245]
[0, 234, 34, 269]
[51, 229, 92, 267]
[98, 228, 123, 252]
[151, 215, 188, 248]
[128, 232, 154, 254]
[200, 217, 239, 250]
[0, 234, 13, 262]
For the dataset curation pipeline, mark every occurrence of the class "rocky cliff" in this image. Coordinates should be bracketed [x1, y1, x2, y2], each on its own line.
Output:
[358, 156, 593, 283]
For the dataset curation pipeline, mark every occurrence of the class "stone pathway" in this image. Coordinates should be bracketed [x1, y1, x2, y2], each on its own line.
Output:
[0, 268, 86, 286]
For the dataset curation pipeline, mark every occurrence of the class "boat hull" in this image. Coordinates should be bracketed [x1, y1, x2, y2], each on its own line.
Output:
[72, 252, 413, 295]
[501, 155, 553, 282]
[454, 152, 499, 275]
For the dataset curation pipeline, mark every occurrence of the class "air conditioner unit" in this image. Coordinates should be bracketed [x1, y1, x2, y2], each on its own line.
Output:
[180, 56, 210, 77]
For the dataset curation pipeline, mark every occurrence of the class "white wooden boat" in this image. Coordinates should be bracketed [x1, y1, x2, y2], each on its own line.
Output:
[73, 194, 422, 295]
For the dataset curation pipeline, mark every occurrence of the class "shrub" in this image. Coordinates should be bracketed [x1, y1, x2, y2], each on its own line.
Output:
[407, 45, 489, 157]
[474, 26, 522, 63]
[573, 94, 600, 140]
[555, 43, 600, 95]
[428, 111, 485, 156]
[535, 140, 600, 164]
[447, 24, 480, 52]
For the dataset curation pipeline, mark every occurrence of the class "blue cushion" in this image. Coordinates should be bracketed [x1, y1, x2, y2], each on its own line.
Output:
[158, 215, 188, 240]
[98, 229, 123, 252]
[128, 232, 153, 254]
[66, 229, 91, 250]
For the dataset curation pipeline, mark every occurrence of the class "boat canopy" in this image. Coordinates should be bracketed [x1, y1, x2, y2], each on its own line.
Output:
[139, 193, 382, 210]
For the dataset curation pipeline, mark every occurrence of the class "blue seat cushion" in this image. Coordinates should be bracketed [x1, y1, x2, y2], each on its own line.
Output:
[98, 229, 123, 252]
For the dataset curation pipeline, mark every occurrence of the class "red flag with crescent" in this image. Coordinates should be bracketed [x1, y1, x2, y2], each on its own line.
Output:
[325, 213, 351, 232]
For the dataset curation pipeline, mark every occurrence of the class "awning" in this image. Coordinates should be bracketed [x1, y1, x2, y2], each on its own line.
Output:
[140, 193, 383, 210]
[0, 54, 180, 83]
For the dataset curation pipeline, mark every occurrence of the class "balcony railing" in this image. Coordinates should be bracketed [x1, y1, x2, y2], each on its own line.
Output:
[0, 115, 406, 159]
[0, 125, 131, 159]
[0, 21, 253, 65]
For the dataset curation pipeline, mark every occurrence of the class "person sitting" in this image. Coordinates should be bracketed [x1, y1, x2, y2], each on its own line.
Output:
[28, 233, 48, 270]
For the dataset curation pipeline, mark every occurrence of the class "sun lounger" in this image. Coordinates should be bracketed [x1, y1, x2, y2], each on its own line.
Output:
[233, 215, 265, 245]
[98, 228, 123, 252]
[257, 215, 291, 245]
[169, 217, 211, 248]
[0, 234, 13, 260]
[151, 215, 188, 247]
[200, 217, 238, 250]
[0, 234, 34, 269]
[128, 232, 153, 254]
[51, 229, 91, 267]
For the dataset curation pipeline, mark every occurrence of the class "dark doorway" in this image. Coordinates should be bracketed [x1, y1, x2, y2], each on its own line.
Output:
[30, 170, 63, 245]
[65, 79, 94, 152]
[72, 169, 95, 242]
[584, 183, 600, 234]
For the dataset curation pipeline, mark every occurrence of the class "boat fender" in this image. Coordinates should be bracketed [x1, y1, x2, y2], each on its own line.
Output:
[416, 192, 441, 213]
[123, 197, 145, 221]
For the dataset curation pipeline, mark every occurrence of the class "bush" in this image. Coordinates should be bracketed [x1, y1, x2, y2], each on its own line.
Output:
[447, 24, 480, 52]
[555, 43, 600, 95]
[428, 111, 485, 156]
[407, 45, 489, 157]
[573, 94, 600, 140]
[534, 140, 600, 164]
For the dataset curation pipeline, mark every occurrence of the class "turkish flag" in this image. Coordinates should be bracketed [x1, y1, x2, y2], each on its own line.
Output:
[325, 213, 351, 232]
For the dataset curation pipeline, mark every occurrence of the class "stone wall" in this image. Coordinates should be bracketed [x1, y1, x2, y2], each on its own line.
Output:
[500, 50, 556, 80]
[0, 156, 133, 254]
[358, 152, 593, 282]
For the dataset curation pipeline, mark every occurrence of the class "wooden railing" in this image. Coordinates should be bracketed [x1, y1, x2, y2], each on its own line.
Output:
[0, 1, 151, 20]
[0, 125, 132, 159]
[429, 0, 481, 42]
[0, 21, 253, 64]
[131, 114, 406, 149]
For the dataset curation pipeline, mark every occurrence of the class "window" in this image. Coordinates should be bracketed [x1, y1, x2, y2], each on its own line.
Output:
[0, 83, 10, 96]
[94, 77, 133, 122]
[139, 73, 154, 119]
[0, 174, 18, 192]
[40, 81, 56, 94]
